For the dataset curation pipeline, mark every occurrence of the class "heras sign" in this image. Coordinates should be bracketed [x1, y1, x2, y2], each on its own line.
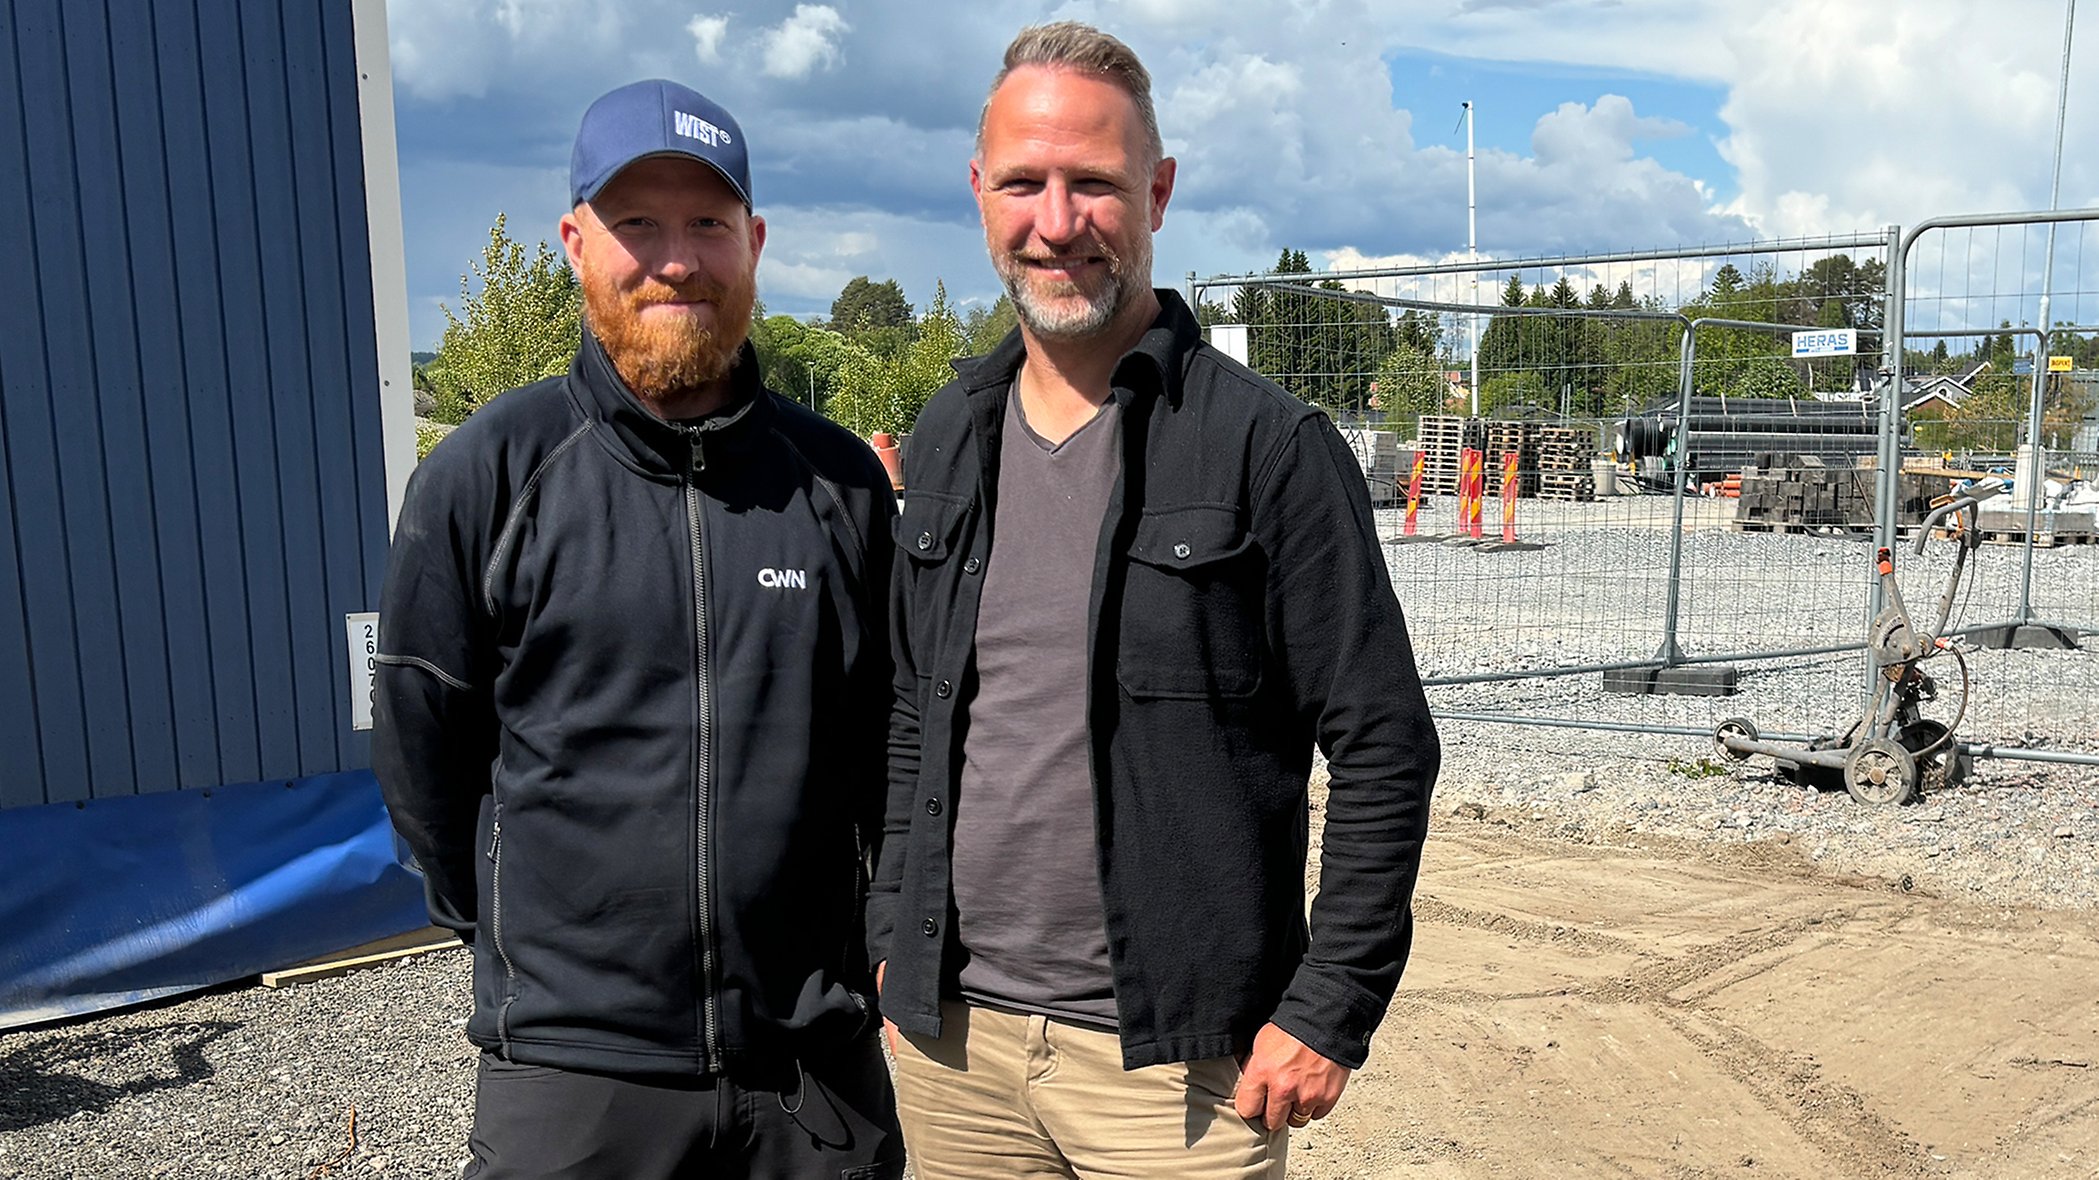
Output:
[1791, 328, 1857, 358]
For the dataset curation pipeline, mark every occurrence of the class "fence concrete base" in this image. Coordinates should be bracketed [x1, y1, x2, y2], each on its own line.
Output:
[1971, 624, 2082, 650]
[1601, 665, 1740, 697]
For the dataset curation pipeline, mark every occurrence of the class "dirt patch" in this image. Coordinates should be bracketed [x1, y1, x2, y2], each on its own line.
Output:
[1295, 817, 2099, 1177]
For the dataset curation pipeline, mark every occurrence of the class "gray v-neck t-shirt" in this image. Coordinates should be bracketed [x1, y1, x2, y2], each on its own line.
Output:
[949, 385, 1122, 1029]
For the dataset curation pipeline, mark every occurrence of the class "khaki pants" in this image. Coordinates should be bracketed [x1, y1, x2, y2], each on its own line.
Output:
[890, 1001, 1287, 1179]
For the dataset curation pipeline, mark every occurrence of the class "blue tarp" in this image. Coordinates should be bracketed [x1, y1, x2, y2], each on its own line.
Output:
[0, 770, 429, 1028]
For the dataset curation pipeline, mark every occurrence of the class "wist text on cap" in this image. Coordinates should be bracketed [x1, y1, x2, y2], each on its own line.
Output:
[673, 110, 732, 147]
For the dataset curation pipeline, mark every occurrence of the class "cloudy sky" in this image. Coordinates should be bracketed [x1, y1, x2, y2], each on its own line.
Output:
[384, 0, 2098, 349]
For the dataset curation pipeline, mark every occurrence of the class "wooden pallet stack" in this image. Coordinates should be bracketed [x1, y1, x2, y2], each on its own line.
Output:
[1418, 415, 1484, 494]
[1537, 426, 1596, 501]
[1483, 421, 1540, 497]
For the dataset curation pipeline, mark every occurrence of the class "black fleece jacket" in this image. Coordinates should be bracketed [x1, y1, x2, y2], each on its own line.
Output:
[869, 291, 1439, 1071]
[374, 332, 894, 1076]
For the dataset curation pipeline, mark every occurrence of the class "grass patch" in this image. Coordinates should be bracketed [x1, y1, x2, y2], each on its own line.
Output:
[1667, 757, 1732, 779]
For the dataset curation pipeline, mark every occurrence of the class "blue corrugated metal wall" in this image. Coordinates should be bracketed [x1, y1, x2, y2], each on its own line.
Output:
[0, 0, 388, 809]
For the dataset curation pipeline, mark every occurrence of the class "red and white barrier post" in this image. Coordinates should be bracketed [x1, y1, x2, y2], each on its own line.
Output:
[1463, 447, 1485, 540]
[1454, 449, 1474, 537]
[1500, 450, 1520, 544]
[1403, 450, 1426, 536]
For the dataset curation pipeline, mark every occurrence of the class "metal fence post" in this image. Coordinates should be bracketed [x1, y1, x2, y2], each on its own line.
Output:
[1657, 321, 1697, 666]
[2018, 327, 2048, 622]
[1872, 225, 1905, 695]
[1875, 225, 1904, 559]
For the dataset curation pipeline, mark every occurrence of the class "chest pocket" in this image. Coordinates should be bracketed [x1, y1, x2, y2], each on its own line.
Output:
[894, 491, 973, 667]
[1117, 504, 1265, 699]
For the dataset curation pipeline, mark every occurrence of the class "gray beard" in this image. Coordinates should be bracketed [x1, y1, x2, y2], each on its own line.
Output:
[998, 236, 1152, 341]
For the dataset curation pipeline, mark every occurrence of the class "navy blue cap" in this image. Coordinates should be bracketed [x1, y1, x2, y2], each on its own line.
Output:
[570, 79, 751, 208]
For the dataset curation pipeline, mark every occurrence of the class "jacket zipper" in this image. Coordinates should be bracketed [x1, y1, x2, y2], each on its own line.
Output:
[686, 438, 722, 1074]
[486, 801, 520, 1059]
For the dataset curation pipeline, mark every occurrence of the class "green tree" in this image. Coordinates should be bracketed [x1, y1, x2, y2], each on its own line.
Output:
[1475, 275, 1531, 379]
[1247, 248, 1314, 388]
[748, 305, 851, 409]
[1681, 261, 1799, 397]
[825, 281, 966, 437]
[1229, 283, 1271, 332]
[1479, 370, 1548, 416]
[423, 213, 581, 424]
[829, 276, 915, 358]
[1733, 356, 1808, 399]
[1914, 373, 2026, 454]
[1393, 309, 1442, 357]
[1305, 278, 1395, 416]
[962, 295, 1019, 355]
[1370, 342, 1448, 434]
[1231, 249, 1395, 415]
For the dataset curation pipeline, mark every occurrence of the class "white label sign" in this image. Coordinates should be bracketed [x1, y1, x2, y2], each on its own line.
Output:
[346, 612, 379, 731]
[1791, 328, 1857, 358]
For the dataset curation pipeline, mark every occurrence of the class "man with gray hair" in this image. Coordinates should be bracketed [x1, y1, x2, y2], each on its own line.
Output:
[868, 21, 1439, 1178]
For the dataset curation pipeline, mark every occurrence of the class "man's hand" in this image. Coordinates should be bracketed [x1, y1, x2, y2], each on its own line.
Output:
[1232, 1023, 1351, 1132]
[874, 961, 899, 1058]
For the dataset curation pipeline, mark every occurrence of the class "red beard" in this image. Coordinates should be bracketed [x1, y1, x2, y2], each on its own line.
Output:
[580, 258, 755, 405]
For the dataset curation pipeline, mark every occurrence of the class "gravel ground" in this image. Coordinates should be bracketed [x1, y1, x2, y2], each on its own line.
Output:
[3, 493, 2093, 1178]
[7, 738, 2090, 1180]
[1427, 720, 2099, 912]
[1374, 492, 2099, 913]
[0, 952, 478, 1180]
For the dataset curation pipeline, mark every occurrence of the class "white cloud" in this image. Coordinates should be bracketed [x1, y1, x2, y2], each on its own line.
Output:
[387, 0, 2099, 349]
[761, 5, 851, 79]
[756, 205, 990, 318]
[1531, 95, 1687, 165]
[1711, 0, 2093, 239]
[687, 14, 730, 63]
[390, 0, 628, 100]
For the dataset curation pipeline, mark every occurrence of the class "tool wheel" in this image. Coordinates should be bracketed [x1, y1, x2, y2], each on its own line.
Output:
[1713, 716, 1758, 762]
[1845, 739, 1918, 806]
[1897, 719, 1951, 759]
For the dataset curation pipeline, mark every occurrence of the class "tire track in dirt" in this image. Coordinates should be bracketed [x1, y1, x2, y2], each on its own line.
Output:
[1407, 837, 1939, 1175]
[1411, 894, 1646, 956]
[1586, 911, 1867, 1005]
[1653, 1006, 1935, 1177]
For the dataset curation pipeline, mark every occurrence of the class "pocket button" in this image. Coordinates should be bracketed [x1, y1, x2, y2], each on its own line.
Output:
[1173, 542, 1191, 560]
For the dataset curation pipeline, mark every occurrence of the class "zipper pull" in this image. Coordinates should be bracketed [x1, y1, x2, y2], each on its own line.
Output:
[487, 816, 501, 861]
[688, 434, 707, 481]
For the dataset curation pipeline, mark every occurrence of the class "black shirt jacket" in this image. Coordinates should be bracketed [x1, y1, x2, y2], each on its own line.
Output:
[869, 291, 1440, 1071]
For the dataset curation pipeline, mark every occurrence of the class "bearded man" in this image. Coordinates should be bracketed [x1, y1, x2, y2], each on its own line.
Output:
[869, 23, 1439, 1179]
[374, 80, 902, 1180]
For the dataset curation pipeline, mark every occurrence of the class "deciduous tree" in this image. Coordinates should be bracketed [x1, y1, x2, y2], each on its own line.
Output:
[422, 214, 581, 424]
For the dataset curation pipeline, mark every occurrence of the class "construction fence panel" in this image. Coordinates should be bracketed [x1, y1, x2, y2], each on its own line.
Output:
[1196, 218, 2098, 769]
[1891, 213, 2099, 758]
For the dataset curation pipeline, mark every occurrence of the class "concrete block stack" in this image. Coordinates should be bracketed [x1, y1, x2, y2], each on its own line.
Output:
[1337, 427, 1407, 505]
[1732, 454, 1935, 531]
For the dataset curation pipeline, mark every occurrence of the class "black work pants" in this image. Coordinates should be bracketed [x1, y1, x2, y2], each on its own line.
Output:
[461, 1035, 903, 1179]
